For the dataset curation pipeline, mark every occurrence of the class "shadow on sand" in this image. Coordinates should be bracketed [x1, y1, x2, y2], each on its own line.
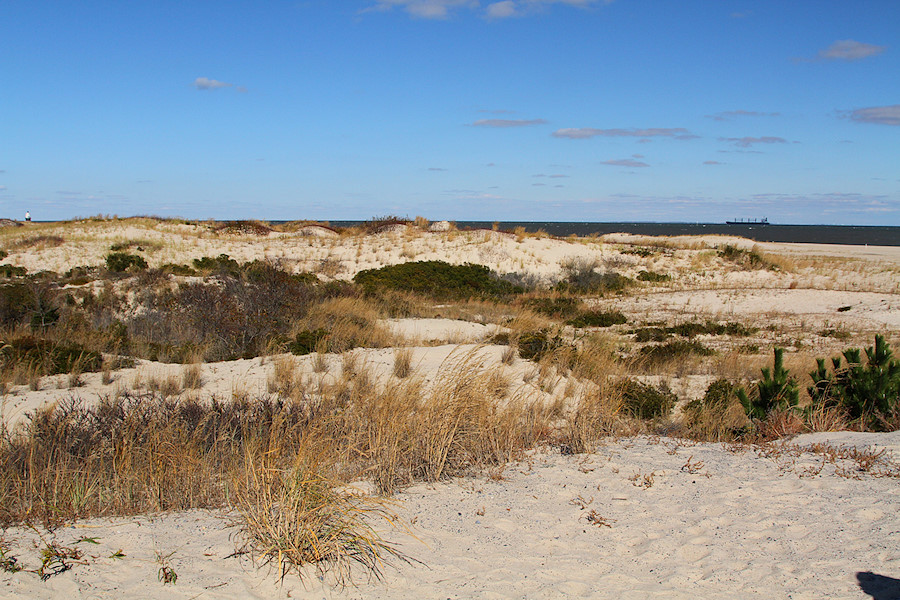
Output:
[858, 572, 900, 600]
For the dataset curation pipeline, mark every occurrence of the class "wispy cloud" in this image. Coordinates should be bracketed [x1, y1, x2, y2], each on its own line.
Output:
[795, 40, 887, 63]
[553, 127, 695, 140]
[193, 77, 246, 92]
[470, 118, 547, 128]
[601, 158, 649, 168]
[842, 104, 900, 126]
[816, 39, 886, 61]
[719, 136, 788, 147]
[706, 110, 779, 121]
[703, 160, 723, 165]
[428, 167, 448, 171]
[366, 0, 611, 20]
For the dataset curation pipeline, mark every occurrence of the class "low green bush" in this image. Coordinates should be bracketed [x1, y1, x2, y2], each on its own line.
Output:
[633, 327, 669, 343]
[682, 379, 749, 440]
[566, 310, 627, 328]
[193, 254, 241, 276]
[0, 265, 27, 278]
[0, 337, 103, 376]
[289, 329, 330, 356]
[106, 252, 147, 272]
[517, 329, 565, 362]
[556, 266, 633, 295]
[639, 339, 714, 363]
[353, 261, 522, 300]
[160, 263, 198, 276]
[668, 321, 757, 338]
[637, 270, 670, 282]
[622, 380, 675, 419]
[718, 245, 776, 271]
[522, 296, 581, 318]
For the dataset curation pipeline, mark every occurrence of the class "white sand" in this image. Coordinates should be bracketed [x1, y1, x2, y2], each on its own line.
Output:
[2, 435, 898, 599]
[1, 222, 899, 598]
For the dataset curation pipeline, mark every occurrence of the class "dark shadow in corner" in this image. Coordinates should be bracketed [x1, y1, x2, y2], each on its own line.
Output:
[858, 572, 900, 600]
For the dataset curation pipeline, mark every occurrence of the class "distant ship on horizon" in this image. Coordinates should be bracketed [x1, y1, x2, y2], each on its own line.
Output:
[725, 217, 769, 225]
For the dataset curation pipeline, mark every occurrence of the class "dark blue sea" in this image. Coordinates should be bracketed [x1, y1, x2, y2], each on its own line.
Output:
[328, 222, 900, 247]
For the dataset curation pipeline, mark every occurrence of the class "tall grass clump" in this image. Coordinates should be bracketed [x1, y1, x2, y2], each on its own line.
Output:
[234, 446, 409, 585]
[681, 379, 749, 441]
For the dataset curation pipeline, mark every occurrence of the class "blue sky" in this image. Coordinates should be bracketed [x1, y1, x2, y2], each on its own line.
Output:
[2, 1, 898, 225]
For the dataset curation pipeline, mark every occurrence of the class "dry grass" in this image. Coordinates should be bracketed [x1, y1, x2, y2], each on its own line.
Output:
[234, 444, 410, 585]
[392, 347, 413, 379]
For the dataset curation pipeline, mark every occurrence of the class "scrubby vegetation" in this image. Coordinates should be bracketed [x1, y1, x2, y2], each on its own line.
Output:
[0, 216, 896, 586]
[566, 310, 627, 328]
[354, 260, 522, 300]
[718, 244, 777, 271]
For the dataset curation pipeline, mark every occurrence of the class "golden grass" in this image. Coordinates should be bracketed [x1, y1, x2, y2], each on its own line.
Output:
[234, 443, 410, 585]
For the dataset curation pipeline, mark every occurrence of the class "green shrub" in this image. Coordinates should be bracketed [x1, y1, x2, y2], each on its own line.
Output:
[0, 337, 103, 376]
[193, 254, 241, 276]
[639, 339, 714, 363]
[718, 245, 776, 271]
[737, 347, 799, 420]
[0, 265, 27, 278]
[517, 329, 565, 362]
[0, 250, 7, 260]
[667, 321, 757, 338]
[105, 252, 148, 272]
[621, 247, 654, 257]
[682, 379, 749, 440]
[637, 270, 670, 282]
[622, 380, 675, 419]
[160, 263, 198, 276]
[522, 296, 580, 318]
[556, 262, 633, 294]
[566, 310, 627, 328]
[633, 327, 669, 343]
[808, 335, 900, 430]
[289, 329, 330, 356]
[353, 261, 522, 300]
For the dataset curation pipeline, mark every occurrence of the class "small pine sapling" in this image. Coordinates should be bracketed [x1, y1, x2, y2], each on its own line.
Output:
[737, 347, 799, 420]
[808, 335, 900, 430]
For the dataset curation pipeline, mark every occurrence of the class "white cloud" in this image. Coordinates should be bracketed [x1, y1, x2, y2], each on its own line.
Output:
[367, 0, 611, 19]
[365, 0, 477, 19]
[817, 39, 886, 61]
[719, 136, 787, 147]
[486, 1, 517, 18]
[553, 127, 694, 139]
[601, 158, 649, 168]
[844, 104, 900, 126]
[706, 110, 779, 121]
[470, 118, 547, 127]
[703, 160, 723, 165]
[193, 77, 234, 90]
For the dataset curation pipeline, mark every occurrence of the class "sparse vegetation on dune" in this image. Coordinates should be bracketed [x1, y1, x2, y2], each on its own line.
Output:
[0, 216, 897, 585]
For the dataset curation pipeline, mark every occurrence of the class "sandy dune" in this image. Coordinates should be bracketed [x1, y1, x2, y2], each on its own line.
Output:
[1, 221, 898, 598]
[1, 434, 897, 599]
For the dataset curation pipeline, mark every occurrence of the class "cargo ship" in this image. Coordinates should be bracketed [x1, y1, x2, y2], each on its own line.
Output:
[725, 218, 769, 225]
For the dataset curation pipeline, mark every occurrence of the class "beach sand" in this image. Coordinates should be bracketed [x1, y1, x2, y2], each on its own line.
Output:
[0, 219, 898, 598]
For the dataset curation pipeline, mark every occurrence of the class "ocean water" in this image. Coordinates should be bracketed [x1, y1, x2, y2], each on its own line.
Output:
[328, 221, 900, 247]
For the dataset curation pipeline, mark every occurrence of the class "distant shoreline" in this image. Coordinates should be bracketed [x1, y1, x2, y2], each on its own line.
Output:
[18, 219, 900, 246]
[330, 221, 900, 247]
